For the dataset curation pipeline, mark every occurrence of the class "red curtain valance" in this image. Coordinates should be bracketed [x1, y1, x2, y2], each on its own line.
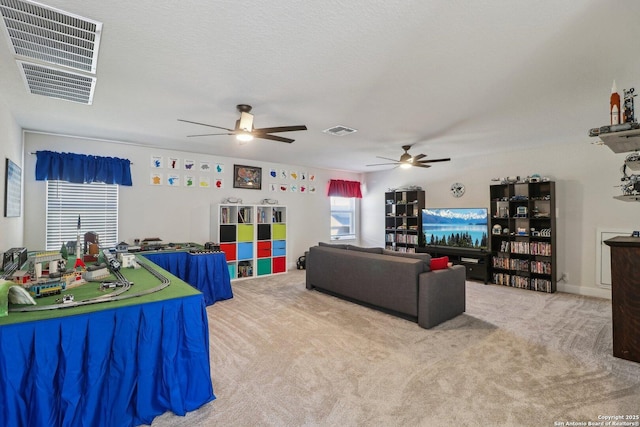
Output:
[327, 179, 362, 198]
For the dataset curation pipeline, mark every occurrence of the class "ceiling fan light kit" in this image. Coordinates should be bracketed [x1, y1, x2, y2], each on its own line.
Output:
[179, 104, 307, 144]
[238, 111, 254, 132]
[236, 132, 253, 142]
[366, 144, 451, 169]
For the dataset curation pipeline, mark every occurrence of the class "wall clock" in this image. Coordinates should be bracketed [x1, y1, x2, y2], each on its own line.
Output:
[450, 182, 465, 198]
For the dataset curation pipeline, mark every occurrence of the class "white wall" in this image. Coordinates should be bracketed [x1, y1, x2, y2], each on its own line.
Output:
[18, 131, 636, 298]
[23, 132, 362, 268]
[362, 139, 637, 299]
[0, 99, 24, 250]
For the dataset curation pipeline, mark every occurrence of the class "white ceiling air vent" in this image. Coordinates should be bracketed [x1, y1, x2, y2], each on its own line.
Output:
[0, 0, 102, 73]
[17, 60, 96, 104]
[323, 125, 358, 136]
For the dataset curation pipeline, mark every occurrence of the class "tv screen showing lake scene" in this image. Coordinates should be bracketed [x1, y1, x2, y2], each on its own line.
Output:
[422, 208, 488, 249]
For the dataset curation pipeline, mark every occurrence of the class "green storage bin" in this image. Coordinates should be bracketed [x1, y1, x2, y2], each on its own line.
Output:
[237, 224, 254, 242]
[257, 258, 272, 275]
[272, 223, 286, 240]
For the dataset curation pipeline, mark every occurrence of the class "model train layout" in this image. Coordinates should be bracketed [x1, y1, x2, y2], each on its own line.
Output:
[2, 247, 170, 313]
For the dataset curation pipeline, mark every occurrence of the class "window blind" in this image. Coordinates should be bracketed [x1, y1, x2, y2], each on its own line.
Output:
[46, 180, 119, 250]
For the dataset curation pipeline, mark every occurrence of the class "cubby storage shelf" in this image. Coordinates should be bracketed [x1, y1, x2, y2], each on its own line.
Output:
[214, 204, 287, 280]
[384, 190, 425, 253]
[489, 181, 557, 293]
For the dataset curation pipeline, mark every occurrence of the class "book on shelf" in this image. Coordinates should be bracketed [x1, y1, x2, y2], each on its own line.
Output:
[221, 207, 230, 224]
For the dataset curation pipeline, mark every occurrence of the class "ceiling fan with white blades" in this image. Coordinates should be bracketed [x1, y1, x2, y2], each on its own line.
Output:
[178, 104, 307, 143]
[367, 145, 451, 169]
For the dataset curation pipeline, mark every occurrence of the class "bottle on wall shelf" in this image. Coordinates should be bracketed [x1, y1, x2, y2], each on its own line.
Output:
[611, 80, 621, 125]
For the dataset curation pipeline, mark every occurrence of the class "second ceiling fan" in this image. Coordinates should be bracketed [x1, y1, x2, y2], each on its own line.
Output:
[367, 145, 451, 169]
[179, 104, 307, 143]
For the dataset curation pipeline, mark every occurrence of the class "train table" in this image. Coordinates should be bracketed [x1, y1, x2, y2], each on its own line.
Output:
[0, 255, 216, 427]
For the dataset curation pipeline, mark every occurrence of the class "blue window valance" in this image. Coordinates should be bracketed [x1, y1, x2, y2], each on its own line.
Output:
[35, 150, 133, 186]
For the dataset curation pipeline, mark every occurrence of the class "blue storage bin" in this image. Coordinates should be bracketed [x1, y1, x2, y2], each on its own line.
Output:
[237, 242, 254, 260]
[272, 240, 286, 256]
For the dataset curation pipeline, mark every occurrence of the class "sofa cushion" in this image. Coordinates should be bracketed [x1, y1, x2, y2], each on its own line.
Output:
[430, 256, 449, 270]
[346, 245, 383, 254]
[382, 249, 431, 272]
[318, 242, 348, 249]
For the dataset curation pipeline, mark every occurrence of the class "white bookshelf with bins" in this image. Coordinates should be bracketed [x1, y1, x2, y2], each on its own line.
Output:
[214, 204, 287, 280]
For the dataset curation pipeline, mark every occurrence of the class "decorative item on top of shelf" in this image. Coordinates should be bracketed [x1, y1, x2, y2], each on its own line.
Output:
[261, 198, 278, 205]
[222, 197, 242, 204]
[625, 152, 640, 171]
[589, 83, 639, 137]
[491, 175, 550, 184]
[491, 176, 520, 184]
[623, 87, 636, 123]
[492, 224, 502, 235]
[387, 185, 423, 192]
[611, 80, 621, 125]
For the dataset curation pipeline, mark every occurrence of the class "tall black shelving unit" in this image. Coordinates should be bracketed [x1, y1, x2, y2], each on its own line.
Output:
[489, 181, 556, 293]
[384, 190, 425, 253]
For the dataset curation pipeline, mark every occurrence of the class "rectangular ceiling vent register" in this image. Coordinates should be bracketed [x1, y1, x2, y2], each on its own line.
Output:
[0, 0, 102, 73]
[323, 125, 358, 136]
[18, 60, 96, 104]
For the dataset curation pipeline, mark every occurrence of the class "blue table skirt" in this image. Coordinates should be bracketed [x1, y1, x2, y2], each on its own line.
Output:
[0, 294, 215, 427]
[143, 252, 233, 306]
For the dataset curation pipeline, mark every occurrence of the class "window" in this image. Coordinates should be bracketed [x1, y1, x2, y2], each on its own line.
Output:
[46, 180, 119, 250]
[330, 196, 356, 240]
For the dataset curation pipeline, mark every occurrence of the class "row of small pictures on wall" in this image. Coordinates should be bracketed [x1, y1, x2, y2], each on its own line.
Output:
[149, 173, 316, 192]
[149, 156, 316, 181]
[151, 156, 223, 172]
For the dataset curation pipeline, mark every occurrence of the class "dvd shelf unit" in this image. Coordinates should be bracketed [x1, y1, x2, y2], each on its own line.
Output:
[489, 181, 556, 292]
[215, 204, 287, 280]
[384, 189, 425, 252]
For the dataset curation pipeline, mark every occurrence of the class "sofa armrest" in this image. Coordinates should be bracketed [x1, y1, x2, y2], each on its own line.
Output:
[417, 265, 466, 329]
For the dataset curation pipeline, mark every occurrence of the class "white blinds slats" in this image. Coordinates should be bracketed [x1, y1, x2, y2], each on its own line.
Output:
[45, 180, 118, 250]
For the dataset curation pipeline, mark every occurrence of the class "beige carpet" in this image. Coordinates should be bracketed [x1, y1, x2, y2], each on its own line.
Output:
[148, 270, 640, 427]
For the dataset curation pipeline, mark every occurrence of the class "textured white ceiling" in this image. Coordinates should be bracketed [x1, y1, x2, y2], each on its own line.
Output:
[1, 0, 640, 172]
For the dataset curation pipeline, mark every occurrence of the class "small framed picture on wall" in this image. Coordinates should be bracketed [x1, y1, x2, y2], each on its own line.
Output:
[233, 164, 262, 190]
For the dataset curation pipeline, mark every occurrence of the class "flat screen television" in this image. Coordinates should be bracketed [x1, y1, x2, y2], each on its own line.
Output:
[421, 208, 488, 250]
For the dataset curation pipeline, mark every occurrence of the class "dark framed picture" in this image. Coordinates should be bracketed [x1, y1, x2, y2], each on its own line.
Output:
[4, 158, 22, 217]
[233, 164, 262, 190]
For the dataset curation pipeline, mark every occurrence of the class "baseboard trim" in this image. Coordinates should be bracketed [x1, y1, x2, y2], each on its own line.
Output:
[558, 282, 612, 299]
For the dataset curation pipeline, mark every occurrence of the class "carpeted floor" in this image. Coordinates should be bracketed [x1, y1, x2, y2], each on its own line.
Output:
[148, 270, 640, 427]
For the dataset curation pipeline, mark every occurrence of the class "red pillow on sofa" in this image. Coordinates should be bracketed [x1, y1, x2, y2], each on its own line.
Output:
[430, 256, 449, 270]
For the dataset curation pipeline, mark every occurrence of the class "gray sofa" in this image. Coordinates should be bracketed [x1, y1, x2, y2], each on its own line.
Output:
[305, 243, 466, 329]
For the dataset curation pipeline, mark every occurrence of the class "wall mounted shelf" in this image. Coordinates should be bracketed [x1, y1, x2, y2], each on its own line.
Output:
[596, 128, 640, 153]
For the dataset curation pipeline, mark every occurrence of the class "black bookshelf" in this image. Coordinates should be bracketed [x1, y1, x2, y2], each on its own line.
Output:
[489, 181, 556, 293]
[384, 190, 425, 252]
